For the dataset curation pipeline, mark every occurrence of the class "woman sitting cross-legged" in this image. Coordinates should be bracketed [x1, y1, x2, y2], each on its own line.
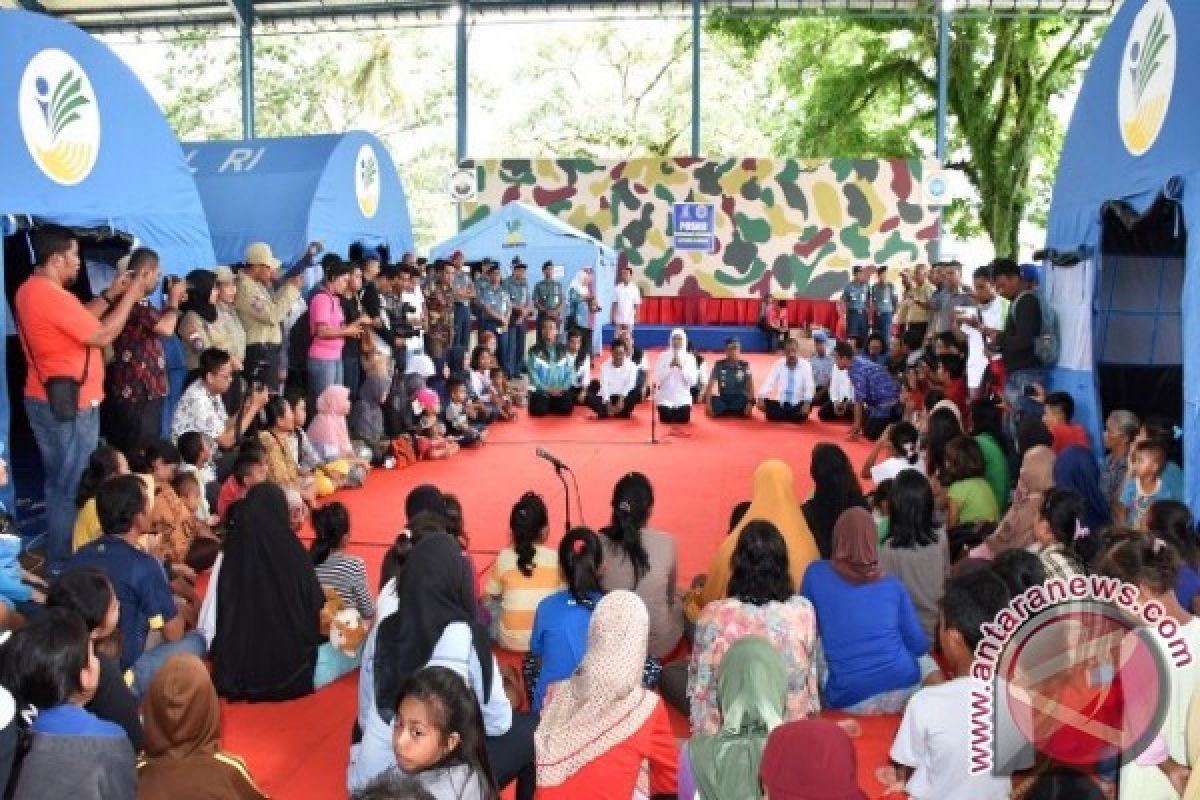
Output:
[801, 508, 931, 714]
[258, 395, 318, 506]
[534, 590, 677, 799]
[526, 318, 576, 418]
[878, 471, 948, 643]
[653, 328, 699, 424]
[482, 492, 563, 653]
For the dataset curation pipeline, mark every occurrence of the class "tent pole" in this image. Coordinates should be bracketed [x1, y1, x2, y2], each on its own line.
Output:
[236, 0, 255, 139]
[691, 0, 700, 157]
[455, 0, 468, 167]
[934, 0, 950, 260]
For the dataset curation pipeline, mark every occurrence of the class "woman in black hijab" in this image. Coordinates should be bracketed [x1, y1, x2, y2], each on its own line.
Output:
[178, 269, 220, 369]
[211, 483, 324, 702]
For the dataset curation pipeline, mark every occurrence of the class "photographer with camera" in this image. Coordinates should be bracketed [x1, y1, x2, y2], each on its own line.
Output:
[101, 248, 186, 457]
[235, 242, 304, 393]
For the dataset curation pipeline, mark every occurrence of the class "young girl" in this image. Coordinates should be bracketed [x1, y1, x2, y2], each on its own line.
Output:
[1033, 488, 1097, 580]
[311, 502, 376, 622]
[72, 444, 129, 553]
[466, 346, 503, 423]
[1146, 500, 1200, 614]
[861, 421, 923, 484]
[937, 435, 1000, 529]
[391, 666, 499, 800]
[308, 385, 371, 485]
[483, 492, 563, 652]
[488, 368, 518, 420]
[526, 527, 605, 712]
[414, 388, 459, 460]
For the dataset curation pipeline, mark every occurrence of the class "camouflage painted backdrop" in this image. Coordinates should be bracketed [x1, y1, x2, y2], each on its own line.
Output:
[461, 158, 941, 299]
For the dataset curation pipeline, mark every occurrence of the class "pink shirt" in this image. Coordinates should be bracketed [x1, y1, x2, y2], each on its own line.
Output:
[307, 290, 345, 361]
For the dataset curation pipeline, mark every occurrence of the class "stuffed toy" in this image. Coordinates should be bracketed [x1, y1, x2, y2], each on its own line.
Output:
[330, 608, 368, 658]
[319, 586, 342, 636]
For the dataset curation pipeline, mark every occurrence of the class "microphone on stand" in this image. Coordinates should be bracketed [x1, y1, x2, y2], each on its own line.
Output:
[535, 447, 570, 471]
[536, 447, 574, 533]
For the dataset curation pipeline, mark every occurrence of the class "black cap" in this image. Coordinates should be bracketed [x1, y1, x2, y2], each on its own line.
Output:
[485, 262, 500, 274]
[852, 265, 863, 274]
[542, 260, 554, 270]
[724, 337, 740, 347]
[512, 260, 527, 270]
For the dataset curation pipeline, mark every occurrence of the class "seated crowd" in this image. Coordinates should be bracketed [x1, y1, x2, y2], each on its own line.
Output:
[0, 227, 1193, 800]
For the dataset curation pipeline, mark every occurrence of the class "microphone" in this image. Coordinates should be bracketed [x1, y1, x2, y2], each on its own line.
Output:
[536, 447, 569, 471]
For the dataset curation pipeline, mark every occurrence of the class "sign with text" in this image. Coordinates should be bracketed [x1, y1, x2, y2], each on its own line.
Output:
[673, 202, 715, 252]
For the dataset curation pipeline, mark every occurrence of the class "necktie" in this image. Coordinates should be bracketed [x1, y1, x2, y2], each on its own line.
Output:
[784, 366, 795, 405]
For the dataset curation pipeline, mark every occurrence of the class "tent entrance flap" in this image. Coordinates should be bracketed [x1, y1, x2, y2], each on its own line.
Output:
[1094, 193, 1186, 430]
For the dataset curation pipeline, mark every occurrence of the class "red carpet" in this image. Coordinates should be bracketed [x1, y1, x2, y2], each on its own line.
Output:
[219, 353, 904, 798]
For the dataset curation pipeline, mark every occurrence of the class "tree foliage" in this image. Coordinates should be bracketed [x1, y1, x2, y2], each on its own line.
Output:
[710, 10, 1104, 258]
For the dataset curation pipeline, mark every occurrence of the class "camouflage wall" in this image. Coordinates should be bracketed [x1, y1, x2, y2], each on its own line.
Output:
[461, 158, 941, 299]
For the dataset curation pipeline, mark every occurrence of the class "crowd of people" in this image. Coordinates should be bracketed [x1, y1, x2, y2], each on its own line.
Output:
[0, 221, 1193, 800]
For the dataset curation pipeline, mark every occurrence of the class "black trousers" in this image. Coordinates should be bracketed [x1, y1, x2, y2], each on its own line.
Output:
[101, 395, 164, 456]
[244, 343, 282, 391]
[709, 393, 752, 417]
[528, 391, 574, 417]
[587, 387, 641, 418]
[818, 401, 854, 422]
[487, 710, 537, 800]
[657, 404, 692, 424]
[658, 661, 691, 718]
[904, 321, 929, 344]
[763, 399, 810, 423]
[863, 406, 903, 440]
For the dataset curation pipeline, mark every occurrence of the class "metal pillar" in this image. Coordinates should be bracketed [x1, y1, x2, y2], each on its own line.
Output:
[691, 0, 701, 157]
[228, 0, 255, 139]
[455, 0, 468, 166]
[935, 3, 949, 162]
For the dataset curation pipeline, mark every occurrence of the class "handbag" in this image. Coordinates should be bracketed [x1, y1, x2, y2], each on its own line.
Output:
[14, 306, 90, 422]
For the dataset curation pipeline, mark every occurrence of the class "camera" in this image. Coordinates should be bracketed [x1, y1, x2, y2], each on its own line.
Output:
[162, 275, 189, 299]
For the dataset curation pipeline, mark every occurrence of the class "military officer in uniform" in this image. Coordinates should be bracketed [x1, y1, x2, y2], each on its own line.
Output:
[703, 337, 755, 418]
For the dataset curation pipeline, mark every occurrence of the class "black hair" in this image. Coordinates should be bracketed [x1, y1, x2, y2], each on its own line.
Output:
[469, 345, 491, 371]
[936, 354, 965, 380]
[442, 493, 468, 552]
[940, 569, 1011, 651]
[76, 445, 124, 508]
[1016, 416, 1054, 460]
[1096, 527, 1179, 594]
[170, 471, 201, 498]
[990, 257, 1020, 279]
[311, 502, 351, 567]
[379, 512, 450, 591]
[31, 224, 76, 267]
[925, 407, 964, 480]
[177, 431, 207, 467]
[133, 438, 181, 475]
[888, 421, 920, 466]
[46, 569, 114, 634]
[941, 435, 986, 484]
[970, 399, 1013, 461]
[727, 520, 794, 605]
[558, 527, 604, 610]
[263, 395, 292, 429]
[97, 474, 148, 537]
[922, 388, 946, 412]
[566, 328, 582, 340]
[510, 492, 549, 578]
[1041, 488, 1099, 569]
[805, 443, 868, 557]
[232, 449, 265, 485]
[990, 549, 1046, 597]
[447, 376, 466, 394]
[0, 607, 91, 710]
[602, 472, 654, 586]
[884, 470, 938, 549]
[833, 341, 855, 360]
[901, 327, 924, 352]
[128, 247, 159, 272]
[611, 339, 627, 353]
[396, 667, 498, 800]
[1146, 500, 1198, 569]
[198, 347, 232, 379]
[284, 386, 307, 416]
[866, 331, 885, 350]
[1024, 768, 1107, 800]
[848, 335, 865, 353]
[1135, 438, 1170, 467]
[728, 500, 752, 533]
[351, 771, 437, 800]
[972, 264, 994, 283]
[1044, 391, 1075, 422]
[871, 479, 892, 514]
[934, 331, 961, 353]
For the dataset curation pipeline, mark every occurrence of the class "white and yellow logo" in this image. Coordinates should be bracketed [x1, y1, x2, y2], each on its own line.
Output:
[18, 49, 100, 186]
[1118, 0, 1176, 157]
[355, 144, 380, 218]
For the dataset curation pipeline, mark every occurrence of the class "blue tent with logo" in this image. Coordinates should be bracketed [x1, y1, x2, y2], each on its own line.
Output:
[184, 133, 413, 279]
[430, 202, 617, 354]
[0, 9, 216, 519]
[1045, 0, 1196, 507]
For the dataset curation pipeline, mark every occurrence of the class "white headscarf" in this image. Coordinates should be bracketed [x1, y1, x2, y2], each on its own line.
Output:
[654, 329, 699, 407]
[568, 267, 593, 298]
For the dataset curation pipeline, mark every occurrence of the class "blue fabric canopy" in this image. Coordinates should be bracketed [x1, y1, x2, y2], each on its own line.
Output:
[184, 132, 413, 276]
[1045, 0, 1197, 508]
[430, 202, 618, 354]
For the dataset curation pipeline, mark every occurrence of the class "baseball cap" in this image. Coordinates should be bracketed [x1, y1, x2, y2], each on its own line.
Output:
[405, 353, 436, 378]
[214, 266, 236, 285]
[485, 262, 500, 274]
[244, 242, 281, 270]
[1019, 263, 1042, 284]
[512, 259, 527, 270]
[759, 719, 867, 800]
[813, 330, 829, 343]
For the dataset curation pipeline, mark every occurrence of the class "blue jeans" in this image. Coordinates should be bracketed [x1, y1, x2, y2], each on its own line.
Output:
[130, 631, 207, 697]
[846, 309, 868, 339]
[25, 399, 99, 572]
[452, 303, 471, 351]
[874, 311, 893, 345]
[502, 324, 525, 377]
[1004, 367, 1047, 442]
[307, 357, 344, 405]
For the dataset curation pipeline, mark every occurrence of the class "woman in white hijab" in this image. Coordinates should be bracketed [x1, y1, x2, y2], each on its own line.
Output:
[566, 267, 600, 351]
[654, 329, 699, 423]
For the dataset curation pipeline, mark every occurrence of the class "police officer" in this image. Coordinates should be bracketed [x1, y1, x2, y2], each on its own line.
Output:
[869, 266, 898, 348]
[447, 250, 475, 352]
[841, 265, 870, 342]
[533, 260, 564, 333]
[503, 258, 533, 378]
[477, 262, 512, 371]
[703, 337, 755, 418]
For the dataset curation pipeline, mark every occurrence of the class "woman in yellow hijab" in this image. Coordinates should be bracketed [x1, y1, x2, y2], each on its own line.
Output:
[685, 459, 819, 622]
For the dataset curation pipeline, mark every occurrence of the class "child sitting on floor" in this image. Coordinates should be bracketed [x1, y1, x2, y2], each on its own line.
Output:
[73, 445, 129, 553]
[1119, 438, 1180, 528]
[482, 492, 563, 652]
[489, 367, 519, 420]
[311, 503, 374, 688]
[467, 346, 504, 423]
[216, 448, 268, 520]
[413, 389, 458, 460]
[935, 354, 968, 421]
[170, 472, 221, 573]
[176, 432, 216, 523]
[309, 385, 371, 486]
[444, 377, 486, 448]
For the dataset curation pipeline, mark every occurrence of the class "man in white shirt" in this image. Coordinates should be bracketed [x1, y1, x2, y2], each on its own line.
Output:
[587, 339, 641, 419]
[757, 337, 815, 423]
[962, 265, 1009, 394]
[398, 266, 426, 355]
[610, 266, 641, 336]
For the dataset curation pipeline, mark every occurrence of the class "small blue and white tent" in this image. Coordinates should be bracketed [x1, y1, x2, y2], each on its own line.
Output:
[430, 202, 618, 354]
[184, 133, 414, 279]
[1, 9, 216, 516]
[1045, 0, 1196, 507]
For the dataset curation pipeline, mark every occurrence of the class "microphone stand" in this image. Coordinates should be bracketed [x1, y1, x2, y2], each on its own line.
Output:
[553, 462, 572, 534]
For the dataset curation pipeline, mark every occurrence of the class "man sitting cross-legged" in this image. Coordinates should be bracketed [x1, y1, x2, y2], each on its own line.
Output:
[756, 337, 815, 423]
[703, 337, 755, 418]
[587, 339, 642, 419]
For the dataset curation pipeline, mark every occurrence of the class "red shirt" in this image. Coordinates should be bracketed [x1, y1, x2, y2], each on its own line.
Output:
[216, 476, 248, 519]
[15, 276, 103, 407]
[766, 304, 789, 328]
[537, 700, 677, 800]
[1051, 422, 1091, 454]
[943, 377, 968, 419]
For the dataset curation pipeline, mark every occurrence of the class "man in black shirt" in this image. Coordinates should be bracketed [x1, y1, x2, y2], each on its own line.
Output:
[990, 258, 1046, 438]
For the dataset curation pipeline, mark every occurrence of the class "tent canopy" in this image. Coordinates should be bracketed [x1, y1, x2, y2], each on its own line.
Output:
[1045, 0, 1197, 508]
[430, 201, 618, 353]
[184, 132, 413, 273]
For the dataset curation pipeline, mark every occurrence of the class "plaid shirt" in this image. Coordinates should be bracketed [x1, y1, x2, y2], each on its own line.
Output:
[847, 356, 901, 418]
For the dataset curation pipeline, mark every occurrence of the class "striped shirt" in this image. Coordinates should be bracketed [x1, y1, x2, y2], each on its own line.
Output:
[484, 545, 564, 652]
[315, 551, 375, 620]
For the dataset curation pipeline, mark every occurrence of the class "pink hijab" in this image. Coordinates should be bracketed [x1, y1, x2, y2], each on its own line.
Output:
[307, 385, 353, 458]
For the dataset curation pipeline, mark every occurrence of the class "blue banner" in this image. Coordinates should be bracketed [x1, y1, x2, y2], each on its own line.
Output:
[673, 202, 715, 252]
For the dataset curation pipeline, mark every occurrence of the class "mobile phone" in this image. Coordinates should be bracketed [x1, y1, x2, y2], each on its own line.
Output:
[1023, 385, 1038, 398]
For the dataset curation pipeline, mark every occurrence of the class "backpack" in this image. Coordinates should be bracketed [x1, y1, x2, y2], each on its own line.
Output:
[1019, 290, 1059, 367]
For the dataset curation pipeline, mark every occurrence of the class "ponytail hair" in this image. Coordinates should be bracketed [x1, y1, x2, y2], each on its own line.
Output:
[379, 511, 448, 592]
[310, 502, 350, 567]
[558, 527, 604, 610]
[888, 421, 920, 466]
[510, 492, 549, 578]
[602, 472, 653, 586]
[76, 445, 124, 508]
[1146, 500, 1198, 569]
[1096, 527, 1180, 595]
[1040, 488, 1098, 569]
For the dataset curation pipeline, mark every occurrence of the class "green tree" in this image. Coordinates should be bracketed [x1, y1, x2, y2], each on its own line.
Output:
[711, 10, 1105, 258]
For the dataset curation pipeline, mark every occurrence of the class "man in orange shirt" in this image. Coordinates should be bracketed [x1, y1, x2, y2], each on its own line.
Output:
[15, 225, 147, 572]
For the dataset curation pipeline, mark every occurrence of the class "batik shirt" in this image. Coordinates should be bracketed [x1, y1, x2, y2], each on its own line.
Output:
[105, 301, 167, 402]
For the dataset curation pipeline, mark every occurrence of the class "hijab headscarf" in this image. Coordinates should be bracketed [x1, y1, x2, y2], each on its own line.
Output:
[535, 590, 660, 787]
[759, 719, 868, 800]
[211, 483, 324, 702]
[986, 445, 1056, 556]
[373, 532, 492, 722]
[830, 507, 882, 585]
[689, 637, 788, 800]
[687, 460, 818, 621]
[179, 269, 218, 324]
[568, 267, 592, 298]
[802, 445, 869, 559]
[139, 654, 266, 800]
[1053, 446, 1113, 531]
[308, 385, 354, 458]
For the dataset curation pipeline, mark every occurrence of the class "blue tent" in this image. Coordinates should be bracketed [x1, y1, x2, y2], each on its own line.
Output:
[1045, 0, 1195, 507]
[430, 202, 618, 354]
[0, 9, 216, 515]
[184, 133, 414, 280]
